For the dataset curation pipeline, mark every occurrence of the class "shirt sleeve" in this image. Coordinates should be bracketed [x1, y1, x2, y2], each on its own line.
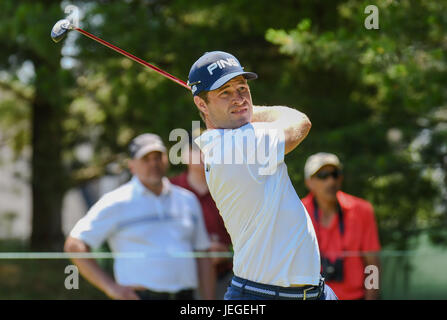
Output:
[190, 196, 211, 251]
[360, 202, 381, 252]
[242, 122, 285, 177]
[69, 194, 119, 250]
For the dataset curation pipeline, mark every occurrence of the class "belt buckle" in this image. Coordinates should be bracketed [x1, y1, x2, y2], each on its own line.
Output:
[302, 286, 313, 300]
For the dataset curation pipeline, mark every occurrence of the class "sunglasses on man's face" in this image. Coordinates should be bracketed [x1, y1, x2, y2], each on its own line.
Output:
[314, 169, 342, 180]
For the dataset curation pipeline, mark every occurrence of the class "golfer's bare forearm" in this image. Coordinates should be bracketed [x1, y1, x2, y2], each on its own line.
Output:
[64, 237, 116, 295]
[253, 106, 312, 154]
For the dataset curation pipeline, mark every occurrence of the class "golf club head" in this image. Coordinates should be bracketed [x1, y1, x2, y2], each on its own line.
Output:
[51, 19, 72, 43]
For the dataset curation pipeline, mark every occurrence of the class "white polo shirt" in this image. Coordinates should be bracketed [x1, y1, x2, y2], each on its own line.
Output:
[196, 122, 320, 286]
[70, 176, 210, 292]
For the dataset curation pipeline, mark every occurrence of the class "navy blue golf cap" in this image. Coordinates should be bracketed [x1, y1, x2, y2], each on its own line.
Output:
[188, 51, 257, 96]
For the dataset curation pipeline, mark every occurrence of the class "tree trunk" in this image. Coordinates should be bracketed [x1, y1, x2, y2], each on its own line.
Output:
[30, 64, 67, 251]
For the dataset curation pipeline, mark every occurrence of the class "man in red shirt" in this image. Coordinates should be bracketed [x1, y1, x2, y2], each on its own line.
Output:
[302, 152, 381, 300]
[170, 130, 233, 299]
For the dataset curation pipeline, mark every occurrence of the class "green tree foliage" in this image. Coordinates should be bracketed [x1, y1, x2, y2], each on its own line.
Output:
[265, 0, 447, 247]
[0, 0, 445, 251]
[0, 0, 339, 248]
[70, 0, 337, 161]
[0, 1, 76, 249]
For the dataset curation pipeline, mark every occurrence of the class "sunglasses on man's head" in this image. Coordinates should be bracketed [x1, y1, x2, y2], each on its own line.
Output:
[314, 169, 342, 180]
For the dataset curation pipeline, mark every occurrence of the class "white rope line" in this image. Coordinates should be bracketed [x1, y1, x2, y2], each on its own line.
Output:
[0, 250, 441, 259]
[0, 251, 234, 259]
[0, 252, 144, 259]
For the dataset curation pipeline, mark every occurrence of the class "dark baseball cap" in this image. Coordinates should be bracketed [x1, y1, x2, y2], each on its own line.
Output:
[187, 51, 258, 96]
[128, 133, 166, 159]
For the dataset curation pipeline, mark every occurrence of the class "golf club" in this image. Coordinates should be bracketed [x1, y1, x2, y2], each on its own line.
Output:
[51, 19, 191, 90]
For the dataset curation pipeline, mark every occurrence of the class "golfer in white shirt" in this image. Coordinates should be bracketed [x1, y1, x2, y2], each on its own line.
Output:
[188, 51, 337, 300]
[64, 133, 214, 300]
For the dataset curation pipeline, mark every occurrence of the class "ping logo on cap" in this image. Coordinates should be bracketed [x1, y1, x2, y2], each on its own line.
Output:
[207, 58, 240, 75]
[188, 51, 257, 96]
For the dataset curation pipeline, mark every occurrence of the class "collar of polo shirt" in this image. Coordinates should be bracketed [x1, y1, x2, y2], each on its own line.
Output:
[194, 128, 228, 156]
[132, 176, 172, 196]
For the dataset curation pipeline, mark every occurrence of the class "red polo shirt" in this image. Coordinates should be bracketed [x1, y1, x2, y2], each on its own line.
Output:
[302, 191, 381, 300]
[170, 171, 233, 275]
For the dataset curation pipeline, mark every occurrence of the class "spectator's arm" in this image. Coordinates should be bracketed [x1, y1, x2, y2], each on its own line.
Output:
[196, 254, 216, 300]
[363, 254, 381, 300]
[209, 241, 231, 266]
[359, 202, 381, 300]
[64, 236, 139, 300]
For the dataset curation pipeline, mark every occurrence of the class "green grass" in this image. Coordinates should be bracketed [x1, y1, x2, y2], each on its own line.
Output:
[380, 234, 447, 300]
[0, 240, 110, 300]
